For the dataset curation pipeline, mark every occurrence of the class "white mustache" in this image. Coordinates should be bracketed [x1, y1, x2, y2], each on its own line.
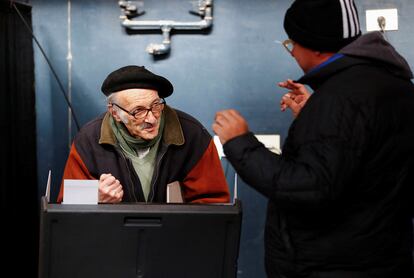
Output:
[139, 121, 156, 130]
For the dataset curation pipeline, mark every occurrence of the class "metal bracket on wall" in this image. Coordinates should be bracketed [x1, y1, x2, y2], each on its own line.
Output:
[119, 0, 213, 55]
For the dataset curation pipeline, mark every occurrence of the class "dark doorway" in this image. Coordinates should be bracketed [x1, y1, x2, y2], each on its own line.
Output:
[0, 1, 38, 277]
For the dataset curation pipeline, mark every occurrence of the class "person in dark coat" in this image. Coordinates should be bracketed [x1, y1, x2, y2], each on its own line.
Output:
[213, 0, 414, 277]
[58, 65, 230, 204]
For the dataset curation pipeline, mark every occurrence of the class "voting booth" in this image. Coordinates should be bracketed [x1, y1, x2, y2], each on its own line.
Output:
[38, 197, 242, 278]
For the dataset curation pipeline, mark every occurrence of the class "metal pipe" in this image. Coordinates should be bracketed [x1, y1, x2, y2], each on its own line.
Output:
[119, 0, 213, 55]
[146, 26, 171, 55]
[121, 7, 212, 30]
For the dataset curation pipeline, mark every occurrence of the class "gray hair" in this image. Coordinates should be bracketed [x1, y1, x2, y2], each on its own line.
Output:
[106, 92, 129, 124]
[106, 92, 118, 104]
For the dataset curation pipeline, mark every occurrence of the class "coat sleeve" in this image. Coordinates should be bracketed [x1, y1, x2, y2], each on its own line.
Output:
[182, 139, 231, 203]
[57, 143, 96, 203]
[223, 96, 367, 211]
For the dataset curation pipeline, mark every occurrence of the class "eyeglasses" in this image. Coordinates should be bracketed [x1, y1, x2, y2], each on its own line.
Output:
[275, 39, 295, 54]
[111, 98, 166, 120]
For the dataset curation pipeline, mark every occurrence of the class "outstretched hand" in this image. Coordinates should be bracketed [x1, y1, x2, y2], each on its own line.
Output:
[278, 79, 311, 118]
[212, 109, 249, 145]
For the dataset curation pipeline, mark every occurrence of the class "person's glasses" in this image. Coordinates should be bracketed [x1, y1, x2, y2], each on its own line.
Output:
[275, 39, 295, 54]
[112, 98, 166, 120]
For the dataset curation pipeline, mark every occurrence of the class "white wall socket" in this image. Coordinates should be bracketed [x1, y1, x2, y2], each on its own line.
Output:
[366, 8, 398, 31]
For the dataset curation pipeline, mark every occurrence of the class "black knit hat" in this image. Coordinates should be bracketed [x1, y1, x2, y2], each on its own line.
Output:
[284, 0, 361, 52]
[101, 65, 173, 98]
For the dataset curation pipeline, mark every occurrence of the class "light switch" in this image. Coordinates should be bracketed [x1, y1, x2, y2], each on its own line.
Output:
[366, 8, 398, 31]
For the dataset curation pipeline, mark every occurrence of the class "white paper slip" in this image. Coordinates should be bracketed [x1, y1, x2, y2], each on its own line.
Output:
[166, 181, 184, 203]
[45, 170, 51, 203]
[63, 179, 99, 204]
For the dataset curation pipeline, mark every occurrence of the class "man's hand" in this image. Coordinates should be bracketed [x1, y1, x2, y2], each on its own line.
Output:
[278, 79, 311, 118]
[212, 109, 249, 145]
[98, 173, 124, 203]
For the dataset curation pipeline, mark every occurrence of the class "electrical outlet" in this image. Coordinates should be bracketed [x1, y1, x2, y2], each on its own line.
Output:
[366, 8, 398, 31]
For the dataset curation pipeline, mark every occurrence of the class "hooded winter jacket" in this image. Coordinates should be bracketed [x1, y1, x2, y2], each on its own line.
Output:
[58, 106, 230, 203]
[224, 32, 414, 277]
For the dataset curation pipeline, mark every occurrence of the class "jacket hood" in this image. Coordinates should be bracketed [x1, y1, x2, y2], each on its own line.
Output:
[339, 31, 413, 79]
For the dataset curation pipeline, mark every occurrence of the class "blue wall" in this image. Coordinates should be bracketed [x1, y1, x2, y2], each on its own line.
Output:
[31, 0, 414, 276]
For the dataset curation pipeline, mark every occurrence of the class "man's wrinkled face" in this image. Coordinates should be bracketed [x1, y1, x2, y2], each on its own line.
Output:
[109, 89, 163, 140]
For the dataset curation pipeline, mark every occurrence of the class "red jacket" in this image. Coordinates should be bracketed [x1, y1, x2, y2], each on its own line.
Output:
[58, 106, 230, 203]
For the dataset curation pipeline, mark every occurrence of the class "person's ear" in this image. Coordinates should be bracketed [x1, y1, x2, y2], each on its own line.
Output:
[109, 105, 122, 122]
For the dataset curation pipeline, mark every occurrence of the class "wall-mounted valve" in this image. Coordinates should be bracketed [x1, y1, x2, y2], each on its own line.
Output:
[146, 26, 171, 55]
[118, 1, 145, 18]
[119, 0, 213, 56]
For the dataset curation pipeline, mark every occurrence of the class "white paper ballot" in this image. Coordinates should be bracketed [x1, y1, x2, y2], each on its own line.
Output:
[166, 181, 183, 203]
[63, 179, 99, 204]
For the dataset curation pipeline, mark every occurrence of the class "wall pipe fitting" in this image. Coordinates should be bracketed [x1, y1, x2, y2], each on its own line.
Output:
[119, 0, 213, 55]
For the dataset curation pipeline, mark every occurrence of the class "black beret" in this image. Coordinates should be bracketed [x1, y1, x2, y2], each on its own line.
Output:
[101, 65, 173, 98]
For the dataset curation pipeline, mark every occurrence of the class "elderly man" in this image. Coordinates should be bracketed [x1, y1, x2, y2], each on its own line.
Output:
[58, 65, 230, 204]
[213, 0, 414, 277]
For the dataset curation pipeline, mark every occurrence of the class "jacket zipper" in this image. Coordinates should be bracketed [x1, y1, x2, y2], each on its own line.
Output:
[116, 146, 139, 202]
[148, 143, 168, 202]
